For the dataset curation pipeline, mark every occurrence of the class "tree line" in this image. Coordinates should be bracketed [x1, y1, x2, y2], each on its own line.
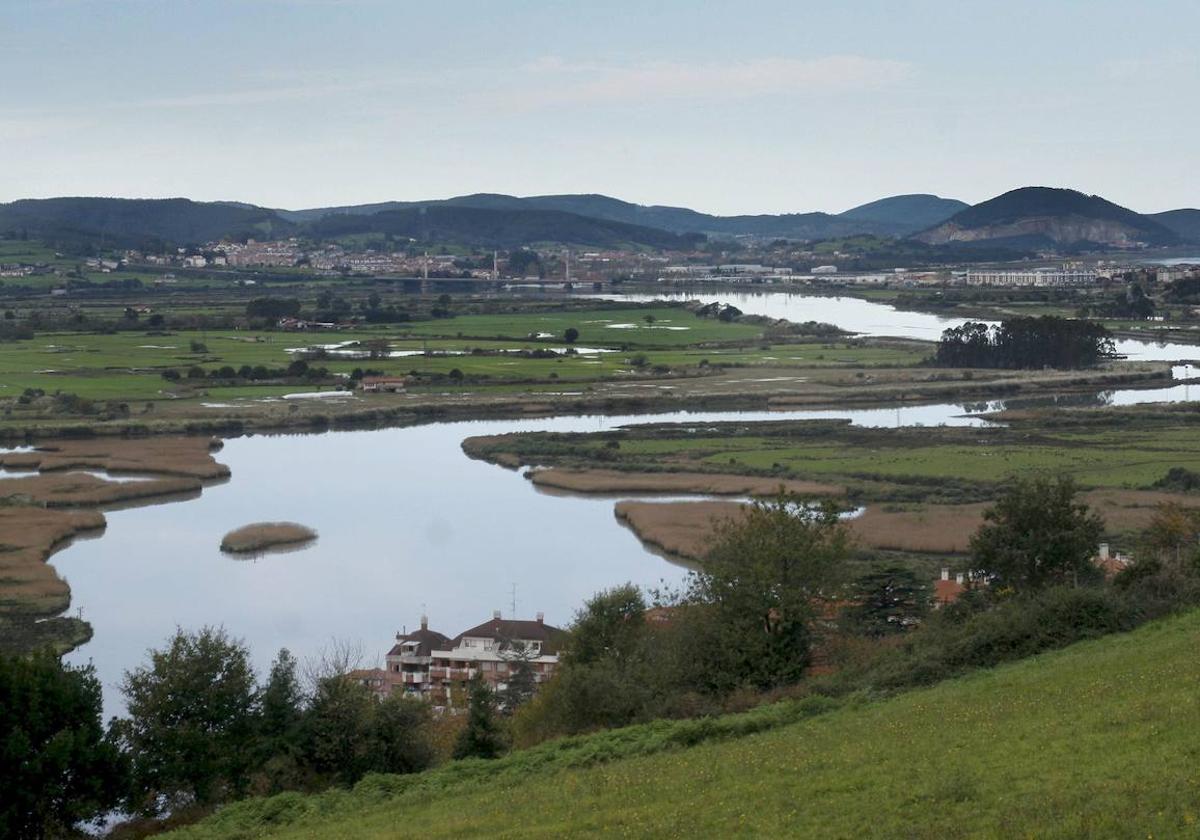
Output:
[7, 475, 1200, 836]
[933, 316, 1115, 369]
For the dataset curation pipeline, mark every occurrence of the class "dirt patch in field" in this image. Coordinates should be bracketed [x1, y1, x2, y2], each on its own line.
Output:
[0, 507, 106, 617]
[221, 522, 317, 554]
[532, 469, 844, 497]
[0, 436, 229, 480]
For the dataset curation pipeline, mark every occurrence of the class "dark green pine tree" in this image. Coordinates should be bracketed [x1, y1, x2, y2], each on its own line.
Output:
[453, 676, 505, 760]
[846, 565, 930, 637]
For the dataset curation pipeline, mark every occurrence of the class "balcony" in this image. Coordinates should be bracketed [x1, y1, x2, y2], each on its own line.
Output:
[431, 667, 473, 681]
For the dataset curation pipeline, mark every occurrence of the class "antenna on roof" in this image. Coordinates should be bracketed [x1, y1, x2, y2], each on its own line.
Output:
[510, 583, 518, 619]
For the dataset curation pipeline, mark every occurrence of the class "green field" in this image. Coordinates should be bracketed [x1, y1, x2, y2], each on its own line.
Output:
[172, 608, 1200, 839]
[0, 307, 925, 408]
[468, 413, 1200, 496]
[396, 306, 765, 346]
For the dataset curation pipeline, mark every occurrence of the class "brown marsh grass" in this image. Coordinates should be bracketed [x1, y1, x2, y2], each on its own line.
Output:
[0, 507, 106, 615]
[533, 469, 843, 498]
[0, 436, 229, 480]
[220, 522, 318, 554]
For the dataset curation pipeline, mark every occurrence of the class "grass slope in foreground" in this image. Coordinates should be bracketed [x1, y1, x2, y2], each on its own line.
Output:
[175, 609, 1200, 839]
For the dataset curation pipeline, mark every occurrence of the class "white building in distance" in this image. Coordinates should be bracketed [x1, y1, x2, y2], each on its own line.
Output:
[965, 268, 1097, 287]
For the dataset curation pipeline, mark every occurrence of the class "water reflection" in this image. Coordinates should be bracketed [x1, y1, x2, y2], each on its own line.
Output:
[57, 402, 991, 711]
[595, 290, 1200, 363]
[57, 381, 1198, 713]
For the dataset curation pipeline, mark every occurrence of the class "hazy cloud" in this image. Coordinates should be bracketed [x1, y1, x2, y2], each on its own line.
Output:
[508, 55, 914, 109]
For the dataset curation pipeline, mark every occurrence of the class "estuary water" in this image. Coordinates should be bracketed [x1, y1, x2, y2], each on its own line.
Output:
[56, 403, 983, 711]
[597, 289, 1200, 363]
[53, 290, 1200, 711]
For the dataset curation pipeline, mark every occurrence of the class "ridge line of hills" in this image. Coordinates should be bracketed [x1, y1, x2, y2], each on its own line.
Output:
[0, 188, 1197, 252]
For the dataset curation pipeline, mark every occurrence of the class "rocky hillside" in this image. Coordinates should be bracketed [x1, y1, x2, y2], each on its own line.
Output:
[914, 187, 1181, 249]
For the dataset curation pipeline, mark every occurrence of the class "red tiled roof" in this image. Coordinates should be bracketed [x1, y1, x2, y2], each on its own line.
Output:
[451, 617, 566, 653]
[387, 626, 452, 657]
[934, 578, 966, 605]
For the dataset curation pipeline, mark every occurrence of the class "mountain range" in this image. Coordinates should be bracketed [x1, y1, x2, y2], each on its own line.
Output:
[0, 189, 1195, 252]
[278, 193, 969, 240]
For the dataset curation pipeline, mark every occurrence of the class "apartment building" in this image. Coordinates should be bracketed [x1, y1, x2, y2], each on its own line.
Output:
[965, 268, 1097, 287]
[357, 612, 566, 706]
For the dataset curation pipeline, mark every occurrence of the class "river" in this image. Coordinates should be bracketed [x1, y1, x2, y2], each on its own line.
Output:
[594, 289, 1200, 363]
[54, 291, 1199, 711]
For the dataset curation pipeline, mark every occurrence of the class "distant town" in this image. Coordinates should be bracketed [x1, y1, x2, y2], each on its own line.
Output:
[2, 235, 1196, 296]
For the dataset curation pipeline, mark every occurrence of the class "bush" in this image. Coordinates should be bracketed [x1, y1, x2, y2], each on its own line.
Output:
[861, 586, 1138, 691]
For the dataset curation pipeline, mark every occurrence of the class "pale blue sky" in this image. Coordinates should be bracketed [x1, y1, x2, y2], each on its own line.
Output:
[2, 0, 1196, 213]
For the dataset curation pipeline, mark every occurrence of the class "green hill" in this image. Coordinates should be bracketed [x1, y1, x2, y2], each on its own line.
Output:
[283, 192, 967, 239]
[171, 609, 1200, 839]
[1149, 208, 1200, 244]
[837, 193, 968, 233]
[0, 196, 701, 251]
[916, 187, 1181, 249]
[0, 197, 292, 251]
[303, 204, 704, 249]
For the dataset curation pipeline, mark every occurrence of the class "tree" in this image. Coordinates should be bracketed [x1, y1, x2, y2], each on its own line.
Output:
[844, 565, 929, 637]
[0, 652, 127, 839]
[117, 626, 257, 809]
[369, 694, 434, 775]
[452, 677, 504, 760]
[298, 679, 432, 783]
[363, 338, 390, 360]
[301, 675, 377, 785]
[563, 327, 580, 344]
[498, 640, 537, 713]
[513, 585, 653, 742]
[258, 649, 304, 754]
[564, 583, 647, 667]
[969, 475, 1105, 591]
[1141, 503, 1200, 570]
[245, 297, 301, 320]
[934, 317, 1114, 369]
[643, 313, 656, 326]
[507, 249, 540, 276]
[684, 493, 851, 691]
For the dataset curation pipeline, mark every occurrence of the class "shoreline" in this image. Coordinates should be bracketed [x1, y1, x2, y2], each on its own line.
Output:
[0, 437, 230, 655]
[0, 361, 1173, 443]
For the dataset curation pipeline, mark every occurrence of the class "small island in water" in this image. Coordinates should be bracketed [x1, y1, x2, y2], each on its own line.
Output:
[220, 522, 317, 555]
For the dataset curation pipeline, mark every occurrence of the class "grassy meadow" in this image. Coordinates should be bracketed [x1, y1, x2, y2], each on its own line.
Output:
[171, 608, 1200, 839]
[473, 412, 1200, 496]
[0, 305, 927, 411]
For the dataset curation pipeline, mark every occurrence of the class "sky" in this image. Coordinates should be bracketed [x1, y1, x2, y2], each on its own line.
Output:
[1, 0, 1197, 215]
